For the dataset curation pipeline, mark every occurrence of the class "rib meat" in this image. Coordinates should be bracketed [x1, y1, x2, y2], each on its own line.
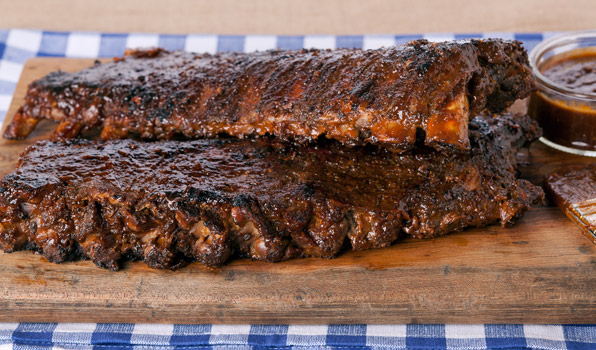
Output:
[4, 40, 534, 152]
[0, 114, 543, 270]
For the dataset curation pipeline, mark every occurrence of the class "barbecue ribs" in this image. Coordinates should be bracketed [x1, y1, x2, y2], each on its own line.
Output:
[4, 40, 534, 151]
[0, 114, 543, 270]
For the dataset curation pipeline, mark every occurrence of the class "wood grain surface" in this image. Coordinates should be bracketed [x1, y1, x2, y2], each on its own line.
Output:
[0, 58, 595, 324]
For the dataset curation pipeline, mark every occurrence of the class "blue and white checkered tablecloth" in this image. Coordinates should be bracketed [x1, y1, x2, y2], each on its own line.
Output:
[1, 323, 596, 350]
[0, 29, 594, 350]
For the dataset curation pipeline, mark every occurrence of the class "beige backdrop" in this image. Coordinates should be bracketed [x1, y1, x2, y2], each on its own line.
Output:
[1, 0, 595, 34]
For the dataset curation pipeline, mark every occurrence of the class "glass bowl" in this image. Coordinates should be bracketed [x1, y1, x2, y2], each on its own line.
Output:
[528, 31, 596, 157]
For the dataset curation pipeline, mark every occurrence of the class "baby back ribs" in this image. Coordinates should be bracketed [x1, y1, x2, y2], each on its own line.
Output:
[4, 40, 534, 151]
[0, 113, 543, 270]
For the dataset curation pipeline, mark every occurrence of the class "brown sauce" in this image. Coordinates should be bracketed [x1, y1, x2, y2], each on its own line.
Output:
[528, 48, 596, 151]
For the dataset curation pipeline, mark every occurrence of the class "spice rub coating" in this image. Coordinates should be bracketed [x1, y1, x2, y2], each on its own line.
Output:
[0, 114, 543, 270]
[4, 40, 534, 151]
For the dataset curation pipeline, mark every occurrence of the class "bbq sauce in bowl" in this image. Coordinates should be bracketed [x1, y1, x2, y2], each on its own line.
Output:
[528, 32, 596, 156]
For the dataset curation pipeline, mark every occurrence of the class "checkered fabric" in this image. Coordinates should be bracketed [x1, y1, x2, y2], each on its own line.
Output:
[0, 29, 592, 350]
[1, 323, 595, 349]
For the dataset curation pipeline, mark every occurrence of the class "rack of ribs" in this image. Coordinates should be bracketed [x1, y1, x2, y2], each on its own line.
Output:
[0, 113, 543, 270]
[4, 39, 534, 152]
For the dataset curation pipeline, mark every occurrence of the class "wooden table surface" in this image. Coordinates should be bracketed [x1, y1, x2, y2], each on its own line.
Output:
[0, 0, 595, 35]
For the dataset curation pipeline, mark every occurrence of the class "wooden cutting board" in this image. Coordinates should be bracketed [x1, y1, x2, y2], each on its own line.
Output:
[0, 58, 595, 324]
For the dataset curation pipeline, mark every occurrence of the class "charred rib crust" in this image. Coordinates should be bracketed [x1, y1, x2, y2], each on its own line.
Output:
[4, 40, 534, 152]
[0, 114, 544, 269]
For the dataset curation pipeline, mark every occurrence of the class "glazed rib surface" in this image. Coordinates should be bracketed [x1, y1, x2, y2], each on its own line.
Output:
[0, 114, 543, 269]
[4, 40, 534, 151]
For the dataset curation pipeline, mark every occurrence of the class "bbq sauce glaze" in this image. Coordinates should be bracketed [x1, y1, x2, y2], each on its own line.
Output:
[528, 48, 596, 151]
